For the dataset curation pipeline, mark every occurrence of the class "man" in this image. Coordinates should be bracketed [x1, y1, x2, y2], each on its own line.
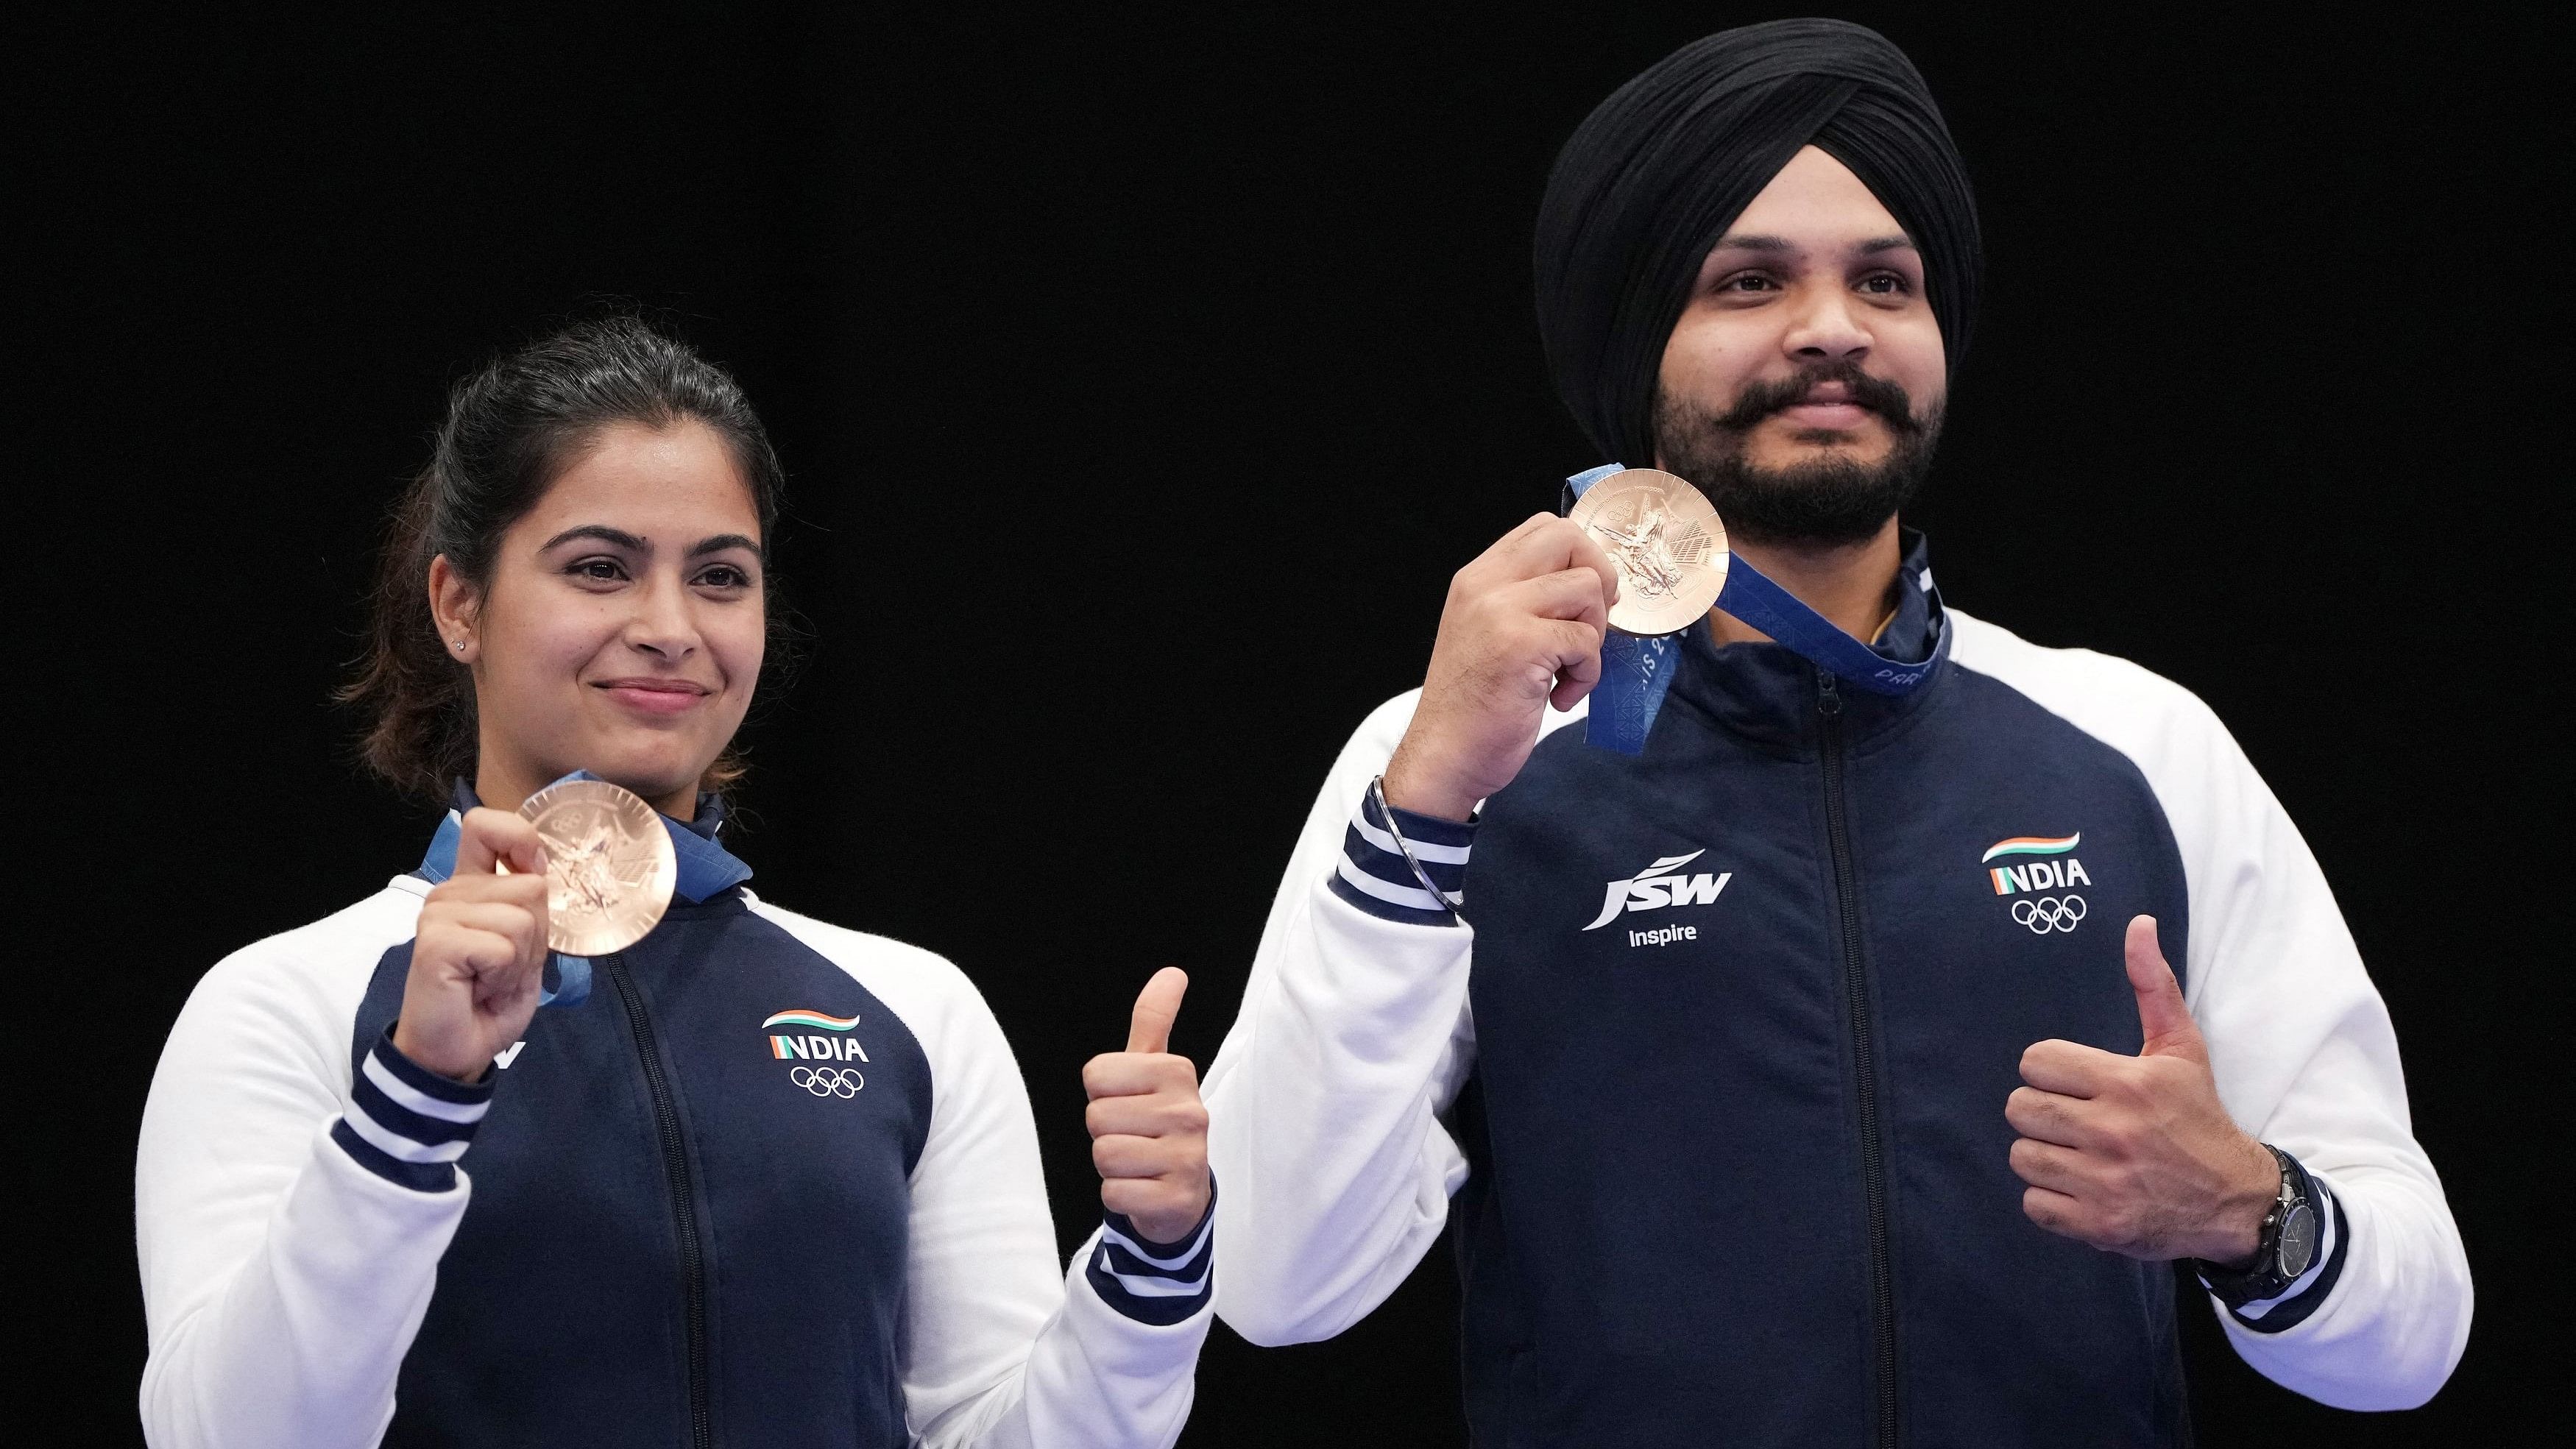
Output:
[1201, 18, 2469, 1445]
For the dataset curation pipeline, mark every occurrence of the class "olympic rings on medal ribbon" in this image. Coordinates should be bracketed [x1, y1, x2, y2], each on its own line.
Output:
[2010, 894, 2087, 935]
[790, 1065, 864, 1098]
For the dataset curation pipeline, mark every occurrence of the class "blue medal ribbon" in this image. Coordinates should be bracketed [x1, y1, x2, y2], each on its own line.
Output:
[415, 772, 753, 1008]
[1565, 464, 1942, 754]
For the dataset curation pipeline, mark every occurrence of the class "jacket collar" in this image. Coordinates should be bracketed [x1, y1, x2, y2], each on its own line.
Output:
[1662, 528, 1950, 751]
[416, 776, 754, 903]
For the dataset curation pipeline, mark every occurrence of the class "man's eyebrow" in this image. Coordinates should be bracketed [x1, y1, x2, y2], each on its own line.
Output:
[688, 533, 765, 561]
[1706, 233, 1917, 257]
[539, 525, 648, 553]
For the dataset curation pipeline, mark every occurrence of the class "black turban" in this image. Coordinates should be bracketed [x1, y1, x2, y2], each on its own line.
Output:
[1534, 18, 1981, 466]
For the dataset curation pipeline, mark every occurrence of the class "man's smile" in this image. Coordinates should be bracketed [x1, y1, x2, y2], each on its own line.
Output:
[1774, 380, 1874, 432]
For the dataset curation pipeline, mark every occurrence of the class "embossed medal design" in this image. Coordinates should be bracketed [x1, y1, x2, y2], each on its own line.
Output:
[515, 778, 675, 956]
[1566, 468, 1730, 636]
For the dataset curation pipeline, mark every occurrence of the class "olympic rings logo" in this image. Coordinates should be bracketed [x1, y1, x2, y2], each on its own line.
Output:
[2010, 894, 2087, 935]
[790, 1066, 864, 1098]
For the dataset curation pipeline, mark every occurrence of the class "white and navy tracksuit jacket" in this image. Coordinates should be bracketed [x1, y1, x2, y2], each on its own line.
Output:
[1203, 536, 2470, 1445]
[136, 791, 1213, 1448]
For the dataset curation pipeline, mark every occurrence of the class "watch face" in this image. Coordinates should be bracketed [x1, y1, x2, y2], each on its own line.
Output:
[2276, 1201, 2319, 1280]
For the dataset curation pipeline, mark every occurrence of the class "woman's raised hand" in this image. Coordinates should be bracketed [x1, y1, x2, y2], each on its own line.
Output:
[393, 807, 552, 1083]
[1083, 968, 1213, 1244]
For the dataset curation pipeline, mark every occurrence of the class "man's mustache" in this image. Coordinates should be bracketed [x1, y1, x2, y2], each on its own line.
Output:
[1710, 362, 1922, 433]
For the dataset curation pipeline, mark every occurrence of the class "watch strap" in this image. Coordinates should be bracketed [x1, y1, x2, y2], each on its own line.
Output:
[2198, 1144, 2314, 1308]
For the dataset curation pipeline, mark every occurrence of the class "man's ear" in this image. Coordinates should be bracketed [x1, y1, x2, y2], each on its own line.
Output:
[428, 554, 481, 659]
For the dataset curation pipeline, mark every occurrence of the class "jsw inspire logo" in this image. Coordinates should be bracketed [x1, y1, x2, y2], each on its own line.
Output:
[1583, 849, 1733, 937]
[763, 1009, 871, 1063]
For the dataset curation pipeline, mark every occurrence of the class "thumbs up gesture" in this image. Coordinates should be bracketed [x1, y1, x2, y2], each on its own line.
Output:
[2005, 916, 2281, 1265]
[1082, 968, 1213, 1244]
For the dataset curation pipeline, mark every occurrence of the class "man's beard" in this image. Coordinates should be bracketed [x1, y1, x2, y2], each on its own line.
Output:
[1652, 361, 1943, 548]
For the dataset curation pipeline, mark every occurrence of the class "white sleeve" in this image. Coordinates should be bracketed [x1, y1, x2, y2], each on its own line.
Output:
[2159, 693, 2472, 1407]
[846, 939, 1211, 1449]
[1203, 690, 1558, 1346]
[135, 905, 488, 1449]
[1950, 615, 2473, 1410]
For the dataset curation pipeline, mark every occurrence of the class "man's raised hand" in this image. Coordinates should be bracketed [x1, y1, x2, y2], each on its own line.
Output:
[1083, 968, 1212, 1244]
[394, 807, 551, 1083]
[2005, 915, 2280, 1264]
[1381, 514, 1621, 822]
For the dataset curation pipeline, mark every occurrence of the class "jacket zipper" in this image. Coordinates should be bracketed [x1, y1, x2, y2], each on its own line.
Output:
[1817, 672, 1899, 1449]
[603, 952, 715, 1449]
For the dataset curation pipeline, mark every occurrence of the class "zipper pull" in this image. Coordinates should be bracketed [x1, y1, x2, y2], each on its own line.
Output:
[1816, 669, 1843, 717]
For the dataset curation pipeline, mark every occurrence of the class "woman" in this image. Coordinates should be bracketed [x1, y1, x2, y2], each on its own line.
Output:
[135, 318, 1216, 1448]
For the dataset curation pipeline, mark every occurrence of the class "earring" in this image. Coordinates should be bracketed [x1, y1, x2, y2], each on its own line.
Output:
[453, 638, 467, 652]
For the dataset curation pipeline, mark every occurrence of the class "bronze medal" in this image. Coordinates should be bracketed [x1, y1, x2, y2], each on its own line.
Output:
[515, 778, 675, 956]
[1567, 467, 1730, 637]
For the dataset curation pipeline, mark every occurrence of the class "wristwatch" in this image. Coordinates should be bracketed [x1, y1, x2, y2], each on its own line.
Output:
[2198, 1144, 2319, 1308]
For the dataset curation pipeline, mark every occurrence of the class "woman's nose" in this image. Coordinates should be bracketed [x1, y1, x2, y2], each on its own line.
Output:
[624, 578, 700, 661]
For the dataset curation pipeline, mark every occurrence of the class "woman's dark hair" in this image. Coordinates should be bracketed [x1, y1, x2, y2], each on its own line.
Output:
[342, 315, 786, 804]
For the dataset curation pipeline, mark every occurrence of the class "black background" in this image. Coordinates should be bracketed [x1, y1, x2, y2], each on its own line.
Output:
[13, 6, 2561, 1443]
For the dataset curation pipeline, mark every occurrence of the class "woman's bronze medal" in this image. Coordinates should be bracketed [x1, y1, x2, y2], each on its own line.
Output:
[515, 777, 676, 957]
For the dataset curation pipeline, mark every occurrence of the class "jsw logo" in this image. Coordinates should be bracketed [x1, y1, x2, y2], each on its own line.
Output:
[1583, 849, 1733, 931]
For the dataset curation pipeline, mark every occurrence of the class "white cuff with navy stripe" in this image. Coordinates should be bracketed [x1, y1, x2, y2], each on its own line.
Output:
[2205, 1171, 2349, 1333]
[1086, 1179, 1216, 1326]
[330, 1024, 495, 1194]
[1328, 789, 1474, 927]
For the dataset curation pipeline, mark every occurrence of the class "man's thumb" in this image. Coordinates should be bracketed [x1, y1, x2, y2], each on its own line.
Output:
[2125, 915, 2203, 1062]
[1127, 968, 1188, 1055]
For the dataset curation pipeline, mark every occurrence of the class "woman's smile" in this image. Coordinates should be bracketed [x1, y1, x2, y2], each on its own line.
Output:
[593, 676, 715, 716]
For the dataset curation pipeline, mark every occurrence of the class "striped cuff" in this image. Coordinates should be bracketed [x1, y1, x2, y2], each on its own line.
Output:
[2207, 1169, 2349, 1333]
[1086, 1179, 1216, 1327]
[328, 1024, 495, 1193]
[1326, 789, 1475, 927]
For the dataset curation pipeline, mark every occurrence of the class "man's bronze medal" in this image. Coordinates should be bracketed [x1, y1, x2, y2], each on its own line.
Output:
[1566, 467, 1730, 637]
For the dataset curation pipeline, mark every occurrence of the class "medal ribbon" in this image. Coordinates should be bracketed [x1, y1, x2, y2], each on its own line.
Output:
[1564, 464, 1942, 754]
[417, 772, 753, 1008]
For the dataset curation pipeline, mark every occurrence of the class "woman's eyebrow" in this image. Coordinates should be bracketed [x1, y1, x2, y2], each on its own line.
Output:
[688, 533, 765, 561]
[539, 524, 649, 553]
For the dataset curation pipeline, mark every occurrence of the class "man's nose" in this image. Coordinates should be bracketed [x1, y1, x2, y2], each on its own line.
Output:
[1782, 286, 1872, 365]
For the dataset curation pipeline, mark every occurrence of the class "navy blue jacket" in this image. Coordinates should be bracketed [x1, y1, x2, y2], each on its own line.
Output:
[347, 800, 935, 1446]
[280, 793, 1216, 1447]
[138, 782, 1220, 1448]
[1448, 556, 2196, 1444]
[1209, 534, 2456, 1442]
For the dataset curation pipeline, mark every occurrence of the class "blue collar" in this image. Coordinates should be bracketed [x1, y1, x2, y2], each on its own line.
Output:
[1661, 528, 1950, 750]
[1870, 526, 1942, 661]
[416, 775, 754, 904]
